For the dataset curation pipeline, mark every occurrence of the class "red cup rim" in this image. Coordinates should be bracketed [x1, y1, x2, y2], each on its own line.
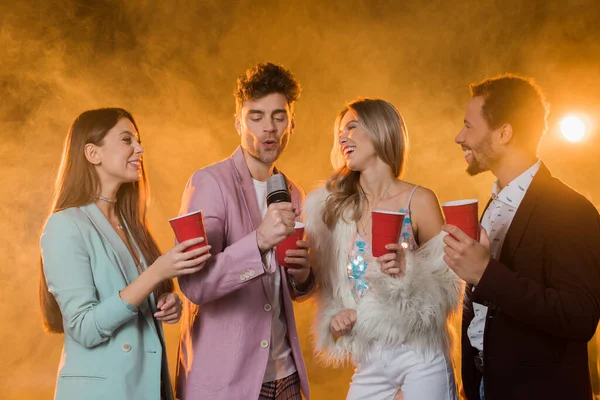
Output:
[168, 209, 203, 222]
[441, 199, 478, 207]
[372, 210, 406, 216]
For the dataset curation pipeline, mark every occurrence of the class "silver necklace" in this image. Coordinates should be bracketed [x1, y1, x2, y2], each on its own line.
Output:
[96, 196, 123, 230]
[97, 195, 117, 204]
[113, 220, 124, 231]
[357, 179, 394, 237]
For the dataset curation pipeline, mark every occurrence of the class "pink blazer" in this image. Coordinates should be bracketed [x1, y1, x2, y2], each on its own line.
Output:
[175, 147, 310, 400]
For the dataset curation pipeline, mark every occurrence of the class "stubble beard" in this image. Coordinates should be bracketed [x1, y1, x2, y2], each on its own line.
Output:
[466, 134, 497, 176]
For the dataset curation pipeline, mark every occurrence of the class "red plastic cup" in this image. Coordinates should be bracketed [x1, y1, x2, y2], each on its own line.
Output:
[169, 210, 208, 252]
[276, 222, 305, 267]
[441, 199, 479, 241]
[372, 210, 405, 258]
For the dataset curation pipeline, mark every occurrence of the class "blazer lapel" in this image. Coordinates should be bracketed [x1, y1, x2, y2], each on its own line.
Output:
[82, 204, 161, 341]
[123, 223, 161, 338]
[285, 173, 301, 213]
[231, 147, 274, 302]
[231, 147, 263, 230]
[80, 203, 138, 284]
[499, 163, 551, 265]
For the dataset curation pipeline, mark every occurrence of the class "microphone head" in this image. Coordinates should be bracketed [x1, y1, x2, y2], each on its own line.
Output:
[266, 174, 291, 205]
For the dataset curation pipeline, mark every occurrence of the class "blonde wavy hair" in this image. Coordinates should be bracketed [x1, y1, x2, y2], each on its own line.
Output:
[323, 98, 408, 228]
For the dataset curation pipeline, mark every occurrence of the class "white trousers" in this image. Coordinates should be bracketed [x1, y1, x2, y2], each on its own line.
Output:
[346, 344, 457, 400]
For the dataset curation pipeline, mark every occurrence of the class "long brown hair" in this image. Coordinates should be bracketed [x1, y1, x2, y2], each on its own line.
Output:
[323, 98, 409, 228]
[40, 108, 173, 333]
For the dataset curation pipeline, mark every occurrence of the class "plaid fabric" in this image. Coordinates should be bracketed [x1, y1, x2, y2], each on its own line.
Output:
[259, 372, 301, 400]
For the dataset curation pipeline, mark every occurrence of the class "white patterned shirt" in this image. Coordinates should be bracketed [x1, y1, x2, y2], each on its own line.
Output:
[468, 160, 542, 351]
[253, 179, 296, 382]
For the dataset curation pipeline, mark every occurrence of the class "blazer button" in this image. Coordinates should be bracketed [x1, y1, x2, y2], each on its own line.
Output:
[260, 340, 269, 348]
[264, 304, 272, 312]
[240, 274, 246, 281]
[249, 270, 256, 277]
[122, 344, 132, 352]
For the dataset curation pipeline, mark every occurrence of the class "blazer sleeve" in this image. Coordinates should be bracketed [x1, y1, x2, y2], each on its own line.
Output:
[177, 169, 269, 305]
[474, 199, 600, 342]
[287, 269, 315, 302]
[287, 184, 316, 302]
[40, 212, 138, 348]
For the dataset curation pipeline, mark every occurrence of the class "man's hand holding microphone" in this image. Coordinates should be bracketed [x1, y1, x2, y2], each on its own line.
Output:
[256, 174, 312, 288]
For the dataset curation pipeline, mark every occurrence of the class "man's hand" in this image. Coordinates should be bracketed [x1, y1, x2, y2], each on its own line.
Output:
[283, 239, 311, 286]
[442, 224, 491, 285]
[257, 203, 297, 252]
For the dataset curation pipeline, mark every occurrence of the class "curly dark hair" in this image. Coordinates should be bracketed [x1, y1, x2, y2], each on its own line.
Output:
[470, 74, 549, 151]
[234, 62, 301, 112]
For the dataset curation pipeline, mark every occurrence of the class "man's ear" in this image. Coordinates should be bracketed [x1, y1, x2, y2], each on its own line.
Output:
[290, 115, 296, 135]
[498, 123, 513, 145]
[234, 115, 241, 136]
[84, 143, 102, 165]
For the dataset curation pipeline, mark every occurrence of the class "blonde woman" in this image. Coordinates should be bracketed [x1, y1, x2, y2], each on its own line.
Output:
[305, 98, 462, 400]
[39, 108, 211, 400]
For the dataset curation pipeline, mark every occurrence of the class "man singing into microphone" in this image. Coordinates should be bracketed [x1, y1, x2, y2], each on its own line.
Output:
[175, 62, 313, 400]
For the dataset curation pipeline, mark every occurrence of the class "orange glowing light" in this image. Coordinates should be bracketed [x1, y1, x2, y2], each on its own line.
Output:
[560, 115, 586, 142]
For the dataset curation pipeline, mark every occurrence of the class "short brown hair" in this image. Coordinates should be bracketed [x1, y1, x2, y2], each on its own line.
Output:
[470, 74, 549, 151]
[234, 62, 301, 113]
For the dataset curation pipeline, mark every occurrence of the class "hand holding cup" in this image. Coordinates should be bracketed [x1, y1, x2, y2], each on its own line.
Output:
[372, 210, 406, 258]
[377, 242, 406, 278]
[151, 237, 212, 280]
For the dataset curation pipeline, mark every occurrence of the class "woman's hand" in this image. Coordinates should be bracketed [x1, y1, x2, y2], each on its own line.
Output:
[329, 308, 357, 336]
[154, 292, 183, 324]
[377, 243, 406, 278]
[151, 237, 211, 281]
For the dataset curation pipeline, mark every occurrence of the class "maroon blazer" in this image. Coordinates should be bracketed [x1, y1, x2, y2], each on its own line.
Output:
[461, 163, 600, 400]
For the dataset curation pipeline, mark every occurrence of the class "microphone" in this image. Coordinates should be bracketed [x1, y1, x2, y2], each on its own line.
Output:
[266, 174, 291, 206]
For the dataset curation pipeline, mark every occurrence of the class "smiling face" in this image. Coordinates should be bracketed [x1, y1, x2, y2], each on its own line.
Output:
[88, 117, 144, 186]
[455, 96, 501, 175]
[337, 109, 378, 172]
[236, 92, 293, 165]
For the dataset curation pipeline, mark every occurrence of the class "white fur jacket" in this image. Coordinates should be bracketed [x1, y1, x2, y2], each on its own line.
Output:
[304, 187, 464, 365]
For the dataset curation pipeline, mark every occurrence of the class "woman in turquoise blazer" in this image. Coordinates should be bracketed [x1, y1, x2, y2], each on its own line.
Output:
[39, 108, 212, 400]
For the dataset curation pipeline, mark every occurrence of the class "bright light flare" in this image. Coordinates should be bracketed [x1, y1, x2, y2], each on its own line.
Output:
[560, 116, 586, 142]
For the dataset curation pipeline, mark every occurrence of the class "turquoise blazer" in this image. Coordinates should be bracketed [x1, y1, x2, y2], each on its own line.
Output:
[40, 203, 173, 400]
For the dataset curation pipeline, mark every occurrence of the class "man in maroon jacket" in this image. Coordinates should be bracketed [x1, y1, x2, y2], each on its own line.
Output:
[443, 74, 600, 399]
